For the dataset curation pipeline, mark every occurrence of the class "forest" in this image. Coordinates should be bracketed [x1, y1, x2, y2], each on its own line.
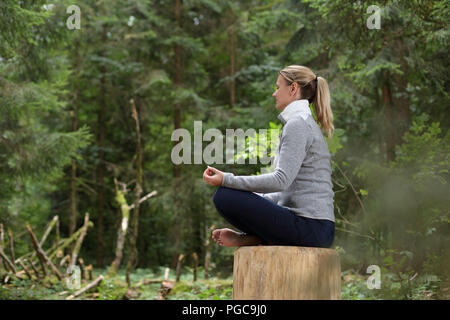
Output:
[0, 0, 449, 300]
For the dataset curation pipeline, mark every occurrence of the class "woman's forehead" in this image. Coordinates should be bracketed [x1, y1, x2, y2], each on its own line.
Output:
[276, 75, 282, 85]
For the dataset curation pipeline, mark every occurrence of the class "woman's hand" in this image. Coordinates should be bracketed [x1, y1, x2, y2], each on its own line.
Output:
[202, 166, 224, 186]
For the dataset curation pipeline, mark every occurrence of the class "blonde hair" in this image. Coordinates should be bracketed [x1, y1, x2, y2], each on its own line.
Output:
[279, 65, 334, 138]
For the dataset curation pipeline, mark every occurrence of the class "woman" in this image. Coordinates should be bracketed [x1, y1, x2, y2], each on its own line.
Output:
[202, 65, 335, 248]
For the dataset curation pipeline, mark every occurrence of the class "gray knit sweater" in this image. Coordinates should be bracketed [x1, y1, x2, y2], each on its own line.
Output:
[221, 99, 335, 222]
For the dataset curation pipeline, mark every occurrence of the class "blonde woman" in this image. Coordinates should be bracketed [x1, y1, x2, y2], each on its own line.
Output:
[203, 65, 335, 248]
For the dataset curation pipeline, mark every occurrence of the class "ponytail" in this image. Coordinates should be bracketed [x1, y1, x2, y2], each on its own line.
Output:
[313, 76, 334, 139]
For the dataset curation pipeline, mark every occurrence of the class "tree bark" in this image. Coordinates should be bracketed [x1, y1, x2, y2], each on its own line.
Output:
[175, 253, 184, 282]
[70, 35, 80, 239]
[40, 216, 59, 248]
[78, 258, 86, 280]
[0, 224, 4, 270]
[228, 6, 236, 108]
[382, 74, 396, 162]
[204, 224, 214, 279]
[192, 252, 198, 282]
[392, 39, 410, 146]
[108, 179, 130, 276]
[96, 24, 107, 268]
[69, 212, 90, 271]
[233, 246, 341, 299]
[27, 259, 41, 279]
[7, 228, 15, 268]
[126, 99, 144, 286]
[26, 224, 63, 280]
[170, 0, 184, 269]
[17, 260, 33, 280]
[30, 215, 59, 261]
[48, 221, 93, 261]
[0, 249, 16, 273]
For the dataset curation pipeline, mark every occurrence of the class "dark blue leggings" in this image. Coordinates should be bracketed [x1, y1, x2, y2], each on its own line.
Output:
[212, 186, 335, 248]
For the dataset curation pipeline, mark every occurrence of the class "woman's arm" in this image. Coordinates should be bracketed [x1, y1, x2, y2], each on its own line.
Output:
[221, 118, 312, 193]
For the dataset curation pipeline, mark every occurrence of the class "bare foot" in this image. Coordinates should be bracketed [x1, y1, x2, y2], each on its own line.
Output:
[212, 228, 263, 247]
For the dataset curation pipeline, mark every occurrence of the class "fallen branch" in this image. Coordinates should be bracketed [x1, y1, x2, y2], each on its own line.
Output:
[7, 229, 16, 268]
[15, 238, 65, 264]
[66, 275, 104, 300]
[0, 249, 24, 281]
[59, 255, 70, 268]
[26, 224, 63, 281]
[48, 221, 93, 261]
[128, 191, 157, 210]
[39, 215, 59, 248]
[0, 249, 16, 273]
[17, 260, 33, 280]
[27, 259, 41, 279]
[69, 213, 89, 270]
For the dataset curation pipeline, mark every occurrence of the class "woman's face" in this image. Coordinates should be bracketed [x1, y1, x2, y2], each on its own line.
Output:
[272, 75, 300, 111]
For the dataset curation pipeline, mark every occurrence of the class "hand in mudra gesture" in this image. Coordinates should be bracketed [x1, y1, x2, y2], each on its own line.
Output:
[202, 166, 224, 186]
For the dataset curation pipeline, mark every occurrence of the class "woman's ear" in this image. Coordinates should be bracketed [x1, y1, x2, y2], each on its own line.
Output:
[291, 83, 300, 98]
[290, 83, 296, 95]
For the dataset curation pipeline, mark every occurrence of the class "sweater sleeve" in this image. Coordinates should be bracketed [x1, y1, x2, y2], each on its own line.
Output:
[221, 118, 311, 193]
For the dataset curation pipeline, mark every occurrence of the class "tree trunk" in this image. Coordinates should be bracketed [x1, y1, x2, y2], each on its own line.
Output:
[108, 179, 130, 276]
[204, 224, 214, 279]
[69, 35, 80, 239]
[126, 99, 143, 286]
[192, 252, 198, 282]
[175, 253, 184, 282]
[392, 39, 410, 145]
[233, 246, 341, 300]
[170, 0, 184, 269]
[96, 24, 107, 268]
[228, 6, 236, 108]
[0, 224, 4, 270]
[382, 74, 396, 162]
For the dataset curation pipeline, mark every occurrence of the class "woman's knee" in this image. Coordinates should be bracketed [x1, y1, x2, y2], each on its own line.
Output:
[212, 186, 228, 209]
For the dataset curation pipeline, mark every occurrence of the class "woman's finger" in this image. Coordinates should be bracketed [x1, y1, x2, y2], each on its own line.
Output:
[207, 166, 219, 174]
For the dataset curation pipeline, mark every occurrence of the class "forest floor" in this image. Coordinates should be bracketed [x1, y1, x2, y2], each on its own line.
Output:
[0, 267, 233, 300]
[0, 267, 447, 300]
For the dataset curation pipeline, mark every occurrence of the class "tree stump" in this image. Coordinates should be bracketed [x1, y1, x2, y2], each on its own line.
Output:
[233, 246, 341, 300]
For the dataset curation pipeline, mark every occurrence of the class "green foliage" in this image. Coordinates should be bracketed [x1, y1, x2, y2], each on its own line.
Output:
[169, 280, 233, 300]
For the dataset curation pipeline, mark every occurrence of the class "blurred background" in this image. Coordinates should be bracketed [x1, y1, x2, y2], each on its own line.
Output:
[0, 0, 448, 299]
